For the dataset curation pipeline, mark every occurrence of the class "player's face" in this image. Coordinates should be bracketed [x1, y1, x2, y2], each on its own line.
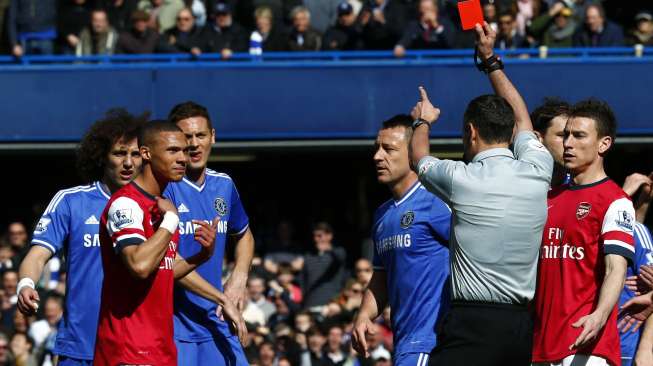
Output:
[176, 116, 215, 173]
[146, 131, 189, 182]
[540, 115, 567, 166]
[374, 127, 411, 186]
[104, 138, 141, 191]
[563, 117, 611, 174]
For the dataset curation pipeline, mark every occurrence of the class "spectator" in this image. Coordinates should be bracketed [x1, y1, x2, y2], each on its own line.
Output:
[528, 1, 576, 48]
[353, 258, 372, 287]
[497, 11, 530, 49]
[138, 0, 184, 33]
[6, 222, 28, 268]
[247, 276, 276, 322]
[76, 9, 119, 56]
[13, 310, 32, 334]
[274, 324, 302, 364]
[7, 0, 57, 57]
[288, 6, 322, 51]
[295, 311, 315, 334]
[394, 0, 454, 57]
[249, 6, 288, 53]
[98, 0, 138, 33]
[157, 7, 202, 54]
[259, 341, 277, 366]
[300, 222, 347, 310]
[199, 2, 248, 58]
[0, 333, 11, 366]
[116, 10, 159, 54]
[2, 270, 17, 307]
[358, 323, 390, 366]
[359, 0, 409, 50]
[627, 11, 653, 46]
[57, 0, 91, 54]
[483, 0, 498, 32]
[301, 326, 326, 366]
[324, 324, 353, 366]
[322, 2, 364, 51]
[268, 293, 297, 330]
[0, 0, 9, 53]
[9, 332, 36, 366]
[264, 221, 303, 274]
[573, 3, 624, 47]
[304, 0, 341, 33]
[515, 0, 542, 36]
[273, 263, 302, 304]
[28, 295, 62, 350]
[0, 246, 13, 274]
[186, 0, 207, 27]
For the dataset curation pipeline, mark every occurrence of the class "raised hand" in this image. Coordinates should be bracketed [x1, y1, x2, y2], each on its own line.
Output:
[474, 21, 497, 60]
[619, 292, 653, 333]
[156, 196, 178, 215]
[410, 86, 440, 124]
[193, 217, 219, 258]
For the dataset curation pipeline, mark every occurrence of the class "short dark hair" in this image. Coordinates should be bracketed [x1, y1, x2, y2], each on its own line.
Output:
[569, 98, 617, 141]
[312, 222, 333, 234]
[498, 11, 515, 20]
[463, 95, 515, 144]
[381, 114, 413, 141]
[76, 109, 146, 183]
[137, 120, 184, 148]
[167, 101, 213, 129]
[531, 97, 571, 134]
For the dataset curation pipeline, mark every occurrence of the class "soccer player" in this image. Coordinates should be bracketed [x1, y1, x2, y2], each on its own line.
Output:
[94, 121, 246, 366]
[16, 110, 145, 366]
[532, 100, 636, 366]
[531, 97, 571, 186]
[164, 101, 254, 366]
[352, 114, 450, 365]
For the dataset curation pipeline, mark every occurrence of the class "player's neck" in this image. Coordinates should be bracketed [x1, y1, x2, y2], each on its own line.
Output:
[390, 174, 419, 201]
[572, 162, 607, 186]
[185, 167, 206, 186]
[134, 167, 166, 197]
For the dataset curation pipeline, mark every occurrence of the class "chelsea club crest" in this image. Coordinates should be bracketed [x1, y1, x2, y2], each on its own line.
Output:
[214, 197, 228, 216]
[400, 211, 414, 229]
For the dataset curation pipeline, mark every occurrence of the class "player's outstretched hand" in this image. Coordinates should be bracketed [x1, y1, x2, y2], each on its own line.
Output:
[193, 217, 219, 258]
[221, 298, 248, 346]
[17, 287, 40, 315]
[474, 21, 497, 60]
[619, 292, 653, 333]
[156, 196, 178, 216]
[410, 86, 440, 125]
[352, 314, 376, 358]
[570, 311, 607, 350]
[623, 173, 652, 197]
[639, 266, 653, 289]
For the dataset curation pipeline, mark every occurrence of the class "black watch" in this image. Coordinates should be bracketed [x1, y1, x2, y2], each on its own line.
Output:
[412, 118, 430, 130]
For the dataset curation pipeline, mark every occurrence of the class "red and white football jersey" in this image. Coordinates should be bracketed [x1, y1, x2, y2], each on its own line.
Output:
[533, 178, 635, 366]
[94, 182, 178, 366]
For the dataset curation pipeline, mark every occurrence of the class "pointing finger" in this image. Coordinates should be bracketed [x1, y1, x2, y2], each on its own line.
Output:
[418, 86, 429, 103]
[211, 216, 220, 230]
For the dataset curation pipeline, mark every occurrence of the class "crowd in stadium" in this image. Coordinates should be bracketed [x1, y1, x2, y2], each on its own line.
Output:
[0, 0, 652, 58]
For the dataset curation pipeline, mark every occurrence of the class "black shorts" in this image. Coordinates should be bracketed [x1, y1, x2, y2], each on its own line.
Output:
[429, 301, 533, 366]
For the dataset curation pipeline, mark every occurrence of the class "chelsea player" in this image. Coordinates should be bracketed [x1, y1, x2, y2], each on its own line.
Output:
[164, 102, 254, 366]
[352, 115, 451, 365]
[16, 110, 145, 366]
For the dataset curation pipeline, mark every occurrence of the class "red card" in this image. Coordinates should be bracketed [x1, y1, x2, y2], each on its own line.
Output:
[457, 0, 484, 31]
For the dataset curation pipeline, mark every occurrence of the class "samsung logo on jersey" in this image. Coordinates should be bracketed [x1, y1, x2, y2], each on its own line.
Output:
[83, 234, 101, 248]
[178, 220, 228, 235]
[376, 234, 412, 254]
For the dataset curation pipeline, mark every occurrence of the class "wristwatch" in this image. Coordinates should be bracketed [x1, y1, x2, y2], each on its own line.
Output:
[412, 118, 430, 130]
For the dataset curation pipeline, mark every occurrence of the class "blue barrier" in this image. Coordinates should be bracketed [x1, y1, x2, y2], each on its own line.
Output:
[0, 48, 651, 142]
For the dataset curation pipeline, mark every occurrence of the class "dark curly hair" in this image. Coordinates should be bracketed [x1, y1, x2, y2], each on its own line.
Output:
[76, 109, 148, 183]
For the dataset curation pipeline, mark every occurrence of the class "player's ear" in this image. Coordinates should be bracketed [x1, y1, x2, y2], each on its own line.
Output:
[210, 129, 216, 144]
[598, 135, 612, 155]
[533, 130, 543, 142]
[140, 146, 151, 161]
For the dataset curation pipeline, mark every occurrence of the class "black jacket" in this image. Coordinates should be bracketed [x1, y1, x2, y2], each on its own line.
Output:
[322, 23, 364, 51]
[397, 19, 454, 49]
[157, 26, 203, 53]
[199, 22, 249, 53]
[361, 0, 410, 50]
[288, 28, 322, 51]
[8, 0, 57, 46]
[573, 21, 624, 47]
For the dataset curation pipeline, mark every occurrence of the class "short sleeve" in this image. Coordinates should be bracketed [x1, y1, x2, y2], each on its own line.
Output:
[601, 197, 635, 263]
[429, 198, 451, 246]
[31, 192, 72, 255]
[228, 183, 249, 236]
[634, 223, 653, 269]
[513, 131, 554, 182]
[416, 156, 460, 204]
[371, 219, 384, 271]
[106, 197, 146, 253]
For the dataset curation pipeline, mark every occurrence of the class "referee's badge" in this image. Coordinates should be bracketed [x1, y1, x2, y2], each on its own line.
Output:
[400, 211, 415, 229]
[214, 197, 228, 216]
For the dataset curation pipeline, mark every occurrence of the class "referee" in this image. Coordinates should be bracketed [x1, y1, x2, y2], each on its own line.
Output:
[410, 23, 553, 366]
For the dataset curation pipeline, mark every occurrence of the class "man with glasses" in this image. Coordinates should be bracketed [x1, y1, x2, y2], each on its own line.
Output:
[158, 8, 202, 55]
[352, 114, 451, 366]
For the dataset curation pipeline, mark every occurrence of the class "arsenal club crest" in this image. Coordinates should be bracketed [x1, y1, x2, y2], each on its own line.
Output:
[400, 211, 415, 229]
[214, 197, 227, 216]
[576, 202, 591, 220]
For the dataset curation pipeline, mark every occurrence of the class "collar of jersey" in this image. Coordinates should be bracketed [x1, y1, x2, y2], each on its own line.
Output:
[130, 182, 157, 201]
[567, 176, 609, 191]
[95, 181, 111, 200]
[182, 174, 206, 192]
[471, 147, 514, 163]
[394, 181, 422, 206]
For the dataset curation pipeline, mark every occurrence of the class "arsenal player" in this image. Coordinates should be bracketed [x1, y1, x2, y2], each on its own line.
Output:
[532, 100, 636, 366]
[94, 121, 246, 366]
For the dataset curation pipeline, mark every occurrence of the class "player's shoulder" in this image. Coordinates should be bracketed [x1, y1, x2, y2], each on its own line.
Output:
[109, 183, 148, 207]
[205, 169, 233, 182]
[635, 222, 653, 244]
[374, 199, 394, 218]
[44, 183, 102, 214]
[416, 185, 449, 210]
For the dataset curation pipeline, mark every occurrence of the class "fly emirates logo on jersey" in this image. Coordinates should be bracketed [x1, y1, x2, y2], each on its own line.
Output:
[540, 227, 586, 260]
[160, 241, 177, 270]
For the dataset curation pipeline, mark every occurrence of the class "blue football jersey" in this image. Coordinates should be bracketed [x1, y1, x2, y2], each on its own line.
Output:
[619, 222, 653, 364]
[372, 182, 451, 356]
[31, 182, 110, 360]
[164, 169, 249, 342]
